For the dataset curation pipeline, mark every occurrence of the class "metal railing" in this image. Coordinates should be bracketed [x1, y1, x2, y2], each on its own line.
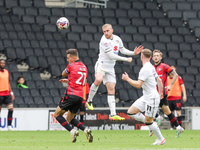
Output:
[65, 0, 108, 8]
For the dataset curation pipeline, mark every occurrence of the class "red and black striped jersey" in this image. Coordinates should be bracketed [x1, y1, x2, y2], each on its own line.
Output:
[153, 62, 173, 94]
[64, 60, 88, 98]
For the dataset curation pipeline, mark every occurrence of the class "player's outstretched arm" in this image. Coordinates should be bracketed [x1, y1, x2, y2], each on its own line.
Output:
[157, 77, 163, 99]
[120, 45, 144, 56]
[106, 51, 133, 63]
[59, 79, 68, 83]
[122, 72, 143, 89]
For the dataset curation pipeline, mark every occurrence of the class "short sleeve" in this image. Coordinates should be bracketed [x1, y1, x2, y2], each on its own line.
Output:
[178, 76, 184, 85]
[164, 63, 173, 74]
[138, 67, 148, 81]
[101, 41, 112, 53]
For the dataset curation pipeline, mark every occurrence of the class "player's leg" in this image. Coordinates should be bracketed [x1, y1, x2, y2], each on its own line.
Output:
[145, 98, 166, 145]
[87, 72, 104, 110]
[168, 101, 175, 129]
[69, 96, 93, 143]
[0, 99, 2, 131]
[5, 96, 14, 131]
[146, 116, 166, 145]
[79, 102, 86, 124]
[175, 99, 182, 126]
[127, 97, 145, 123]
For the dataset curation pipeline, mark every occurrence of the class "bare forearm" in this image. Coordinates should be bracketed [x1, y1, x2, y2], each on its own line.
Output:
[181, 84, 187, 97]
[171, 71, 178, 86]
[157, 78, 163, 94]
[127, 78, 141, 89]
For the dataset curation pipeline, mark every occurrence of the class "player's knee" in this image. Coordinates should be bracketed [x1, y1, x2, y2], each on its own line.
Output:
[94, 79, 102, 85]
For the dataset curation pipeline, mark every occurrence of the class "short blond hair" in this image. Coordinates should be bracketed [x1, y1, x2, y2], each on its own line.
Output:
[153, 49, 163, 57]
[142, 49, 152, 58]
[102, 24, 112, 30]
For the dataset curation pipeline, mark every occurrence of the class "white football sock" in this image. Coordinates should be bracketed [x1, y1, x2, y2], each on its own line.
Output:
[128, 112, 145, 123]
[87, 83, 99, 102]
[107, 95, 116, 116]
[147, 122, 164, 140]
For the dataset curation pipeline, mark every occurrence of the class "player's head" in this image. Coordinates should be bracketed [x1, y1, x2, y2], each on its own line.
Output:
[66, 49, 79, 64]
[152, 49, 162, 64]
[141, 49, 152, 60]
[17, 75, 25, 84]
[0, 59, 5, 70]
[102, 24, 113, 39]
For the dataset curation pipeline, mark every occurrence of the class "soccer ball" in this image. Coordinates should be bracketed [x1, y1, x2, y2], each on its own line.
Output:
[56, 17, 70, 30]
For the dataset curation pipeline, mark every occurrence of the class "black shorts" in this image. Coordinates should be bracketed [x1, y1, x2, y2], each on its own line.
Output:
[169, 100, 181, 111]
[159, 95, 169, 107]
[59, 95, 83, 114]
[0, 96, 12, 105]
[80, 102, 86, 112]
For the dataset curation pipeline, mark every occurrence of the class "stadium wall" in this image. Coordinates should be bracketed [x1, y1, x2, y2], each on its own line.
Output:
[0, 107, 199, 131]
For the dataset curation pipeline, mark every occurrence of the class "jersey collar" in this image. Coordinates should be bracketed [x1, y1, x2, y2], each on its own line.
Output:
[155, 61, 161, 67]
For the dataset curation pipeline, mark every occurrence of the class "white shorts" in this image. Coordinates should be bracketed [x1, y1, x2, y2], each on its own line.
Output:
[133, 96, 160, 118]
[95, 61, 116, 84]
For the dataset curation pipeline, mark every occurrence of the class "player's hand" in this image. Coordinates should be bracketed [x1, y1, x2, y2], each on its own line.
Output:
[122, 72, 129, 81]
[134, 45, 144, 55]
[159, 93, 163, 99]
[10, 94, 15, 101]
[166, 85, 172, 91]
[59, 79, 68, 83]
[183, 95, 187, 102]
[127, 57, 132, 63]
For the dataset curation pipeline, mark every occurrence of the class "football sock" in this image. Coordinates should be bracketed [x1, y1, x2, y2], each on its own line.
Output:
[146, 122, 164, 140]
[87, 83, 99, 102]
[127, 112, 145, 123]
[56, 116, 72, 131]
[168, 113, 179, 127]
[70, 118, 85, 131]
[177, 116, 182, 126]
[8, 110, 13, 126]
[107, 95, 116, 116]
[80, 115, 84, 123]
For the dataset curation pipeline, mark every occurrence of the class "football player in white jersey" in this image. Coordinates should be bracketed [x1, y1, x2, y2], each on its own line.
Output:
[86, 24, 143, 121]
[122, 49, 166, 145]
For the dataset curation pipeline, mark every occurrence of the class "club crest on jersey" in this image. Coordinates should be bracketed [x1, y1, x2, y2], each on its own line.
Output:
[116, 40, 119, 43]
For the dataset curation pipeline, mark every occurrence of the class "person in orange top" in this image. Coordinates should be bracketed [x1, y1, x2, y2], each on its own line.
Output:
[0, 59, 15, 131]
[167, 66, 187, 129]
[79, 82, 89, 125]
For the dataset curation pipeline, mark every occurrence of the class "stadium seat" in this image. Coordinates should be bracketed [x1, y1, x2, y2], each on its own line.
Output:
[20, 89, 30, 97]
[184, 35, 196, 43]
[36, 16, 49, 26]
[35, 80, 45, 88]
[162, 2, 176, 12]
[24, 48, 34, 57]
[186, 66, 198, 74]
[44, 24, 57, 32]
[38, 56, 48, 69]
[30, 88, 40, 96]
[33, 96, 44, 105]
[49, 64, 61, 78]
[118, 89, 130, 102]
[5, 0, 18, 8]
[22, 72, 33, 80]
[32, 72, 41, 80]
[22, 16, 35, 24]
[154, 42, 166, 51]
[131, 18, 144, 26]
[152, 26, 164, 34]
[38, 7, 51, 16]
[33, 0, 46, 7]
[177, 58, 190, 67]
[182, 74, 195, 82]
[40, 88, 50, 97]
[127, 10, 140, 18]
[26, 80, 37, 89]
[146, 34, 158, 42]
[152, 10, 165, 18]
[5, 47, 17, 61]
[133, 34, 145, 42]
[128, 88, 138, 101]
[182, 51, 195, 59]
[132, 1, 144, 9]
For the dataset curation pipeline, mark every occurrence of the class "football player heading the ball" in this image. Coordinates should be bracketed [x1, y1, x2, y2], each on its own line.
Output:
[86, 23, 144, 121]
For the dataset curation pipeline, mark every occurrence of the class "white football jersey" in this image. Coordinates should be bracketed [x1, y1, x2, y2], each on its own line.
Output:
[138, 62, 159, 99]
[98, 34, 124, 67]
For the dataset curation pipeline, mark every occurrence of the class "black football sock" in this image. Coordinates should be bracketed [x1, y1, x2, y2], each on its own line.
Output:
[177, 116, 182, 126]
[70, 118, 85, 131]
[168, 113, 179, 127]
[80, 115, 84, 123]
[8, 110, 13, 126]
[56, 116, 72, 131]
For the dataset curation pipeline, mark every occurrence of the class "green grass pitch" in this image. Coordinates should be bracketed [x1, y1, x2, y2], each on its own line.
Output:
[0, 130, 200, 150]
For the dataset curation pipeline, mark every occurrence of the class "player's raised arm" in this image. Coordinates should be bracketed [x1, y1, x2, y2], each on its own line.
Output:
[122, 72, 143, 89]
[166, 70, 178, 91]
[106, 51, 133, 63]
[120, 45, 144, 56]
